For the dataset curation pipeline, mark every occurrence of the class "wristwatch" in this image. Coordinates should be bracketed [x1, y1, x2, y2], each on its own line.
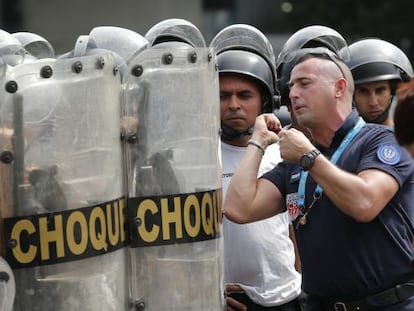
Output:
[299, 149, 321, 171]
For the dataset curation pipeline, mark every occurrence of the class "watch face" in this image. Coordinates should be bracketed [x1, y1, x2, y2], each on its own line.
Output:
[300, 155, 312, 169]
[300, 149, 321, 170]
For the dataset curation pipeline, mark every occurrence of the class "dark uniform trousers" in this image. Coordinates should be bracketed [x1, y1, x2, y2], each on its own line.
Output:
[303, 279, 414, 311]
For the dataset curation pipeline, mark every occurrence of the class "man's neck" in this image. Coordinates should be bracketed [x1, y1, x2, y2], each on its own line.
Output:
[382, 118, 394, 127]
[222, 135, 250, 147]
[308, 129, 335, 147]
[308, 112, 349, 147]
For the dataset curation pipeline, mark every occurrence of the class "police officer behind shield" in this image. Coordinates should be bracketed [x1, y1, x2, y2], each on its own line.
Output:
[346, 38, 413, 127]
[224, 47, 414, 311]
[211, 24, 302, 311]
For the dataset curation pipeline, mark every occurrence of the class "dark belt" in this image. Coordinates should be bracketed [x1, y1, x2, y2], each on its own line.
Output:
[227, 292, 301, 311]
[321, 279, 414, 311]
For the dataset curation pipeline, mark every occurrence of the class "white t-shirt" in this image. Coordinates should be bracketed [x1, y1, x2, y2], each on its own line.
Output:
[221, 141, 302, 306]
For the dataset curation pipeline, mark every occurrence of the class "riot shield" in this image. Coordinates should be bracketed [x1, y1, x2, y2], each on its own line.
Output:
[123, 46, 223, 310]
[0, 52, 128, 310]
[0, 57, 15, 311]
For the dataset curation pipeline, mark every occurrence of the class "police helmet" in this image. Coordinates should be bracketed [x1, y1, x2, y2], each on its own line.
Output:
[210, 24, 277, 112]
[347, 38, 413, 86]
[276, 25, 349, 105]
[89, 26, 149, 63]
[12, 32, 55, 59]
[60, 27, 148, 78]
[145, 18, 206, 48]
[0, 29, 25, 66]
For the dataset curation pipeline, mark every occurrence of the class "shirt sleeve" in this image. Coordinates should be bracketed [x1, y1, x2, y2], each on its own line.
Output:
[343, 125, 414, 187]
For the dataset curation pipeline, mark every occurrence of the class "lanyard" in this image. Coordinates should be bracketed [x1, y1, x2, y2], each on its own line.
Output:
[297, 117, 365, 209]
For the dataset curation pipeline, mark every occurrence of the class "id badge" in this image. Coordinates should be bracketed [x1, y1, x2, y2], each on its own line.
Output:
[286, 192, 303, 222]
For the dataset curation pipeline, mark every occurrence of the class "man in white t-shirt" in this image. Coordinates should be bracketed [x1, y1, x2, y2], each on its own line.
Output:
[210, 24, 302, 311]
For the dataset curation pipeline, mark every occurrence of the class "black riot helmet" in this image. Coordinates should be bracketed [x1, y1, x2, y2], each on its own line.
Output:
[210, 24, 278, 113]
[347, 38, 413, 86]
[215, 49, 275, 113]
[145, 18, 206, 48]
[346, 38, 413, 124]
[276, 25, 349, 106]
[210, 24, 278, 140]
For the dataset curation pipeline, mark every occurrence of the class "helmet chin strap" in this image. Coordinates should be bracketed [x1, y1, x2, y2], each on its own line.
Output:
[370, 95, 394, 125]
[220, 123, 253, 141]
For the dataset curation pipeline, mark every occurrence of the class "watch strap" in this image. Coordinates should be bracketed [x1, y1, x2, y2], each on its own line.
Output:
[301, 148, 321, 171]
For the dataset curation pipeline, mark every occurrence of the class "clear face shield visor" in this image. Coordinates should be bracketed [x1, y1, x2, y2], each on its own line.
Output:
[145, 18, 206, 48]
[210, 24, 275, 72]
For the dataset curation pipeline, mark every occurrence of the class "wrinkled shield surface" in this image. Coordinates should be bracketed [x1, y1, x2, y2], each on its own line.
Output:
[0, 52, 128, 310]
[124, 47, 223, 310]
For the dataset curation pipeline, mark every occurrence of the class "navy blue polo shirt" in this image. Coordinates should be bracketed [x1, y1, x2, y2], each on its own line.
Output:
[262, 109, 414, 299]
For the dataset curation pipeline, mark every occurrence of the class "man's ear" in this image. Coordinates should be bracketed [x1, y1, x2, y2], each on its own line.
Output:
[335, 78, 347, 98]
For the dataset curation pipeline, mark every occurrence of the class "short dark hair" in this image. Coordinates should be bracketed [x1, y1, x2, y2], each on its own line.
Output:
[292, 47, 355, 95]
[295, 49, 346, 79]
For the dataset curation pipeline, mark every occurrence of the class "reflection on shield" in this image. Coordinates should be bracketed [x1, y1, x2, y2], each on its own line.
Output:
[0, 52, 128, 310]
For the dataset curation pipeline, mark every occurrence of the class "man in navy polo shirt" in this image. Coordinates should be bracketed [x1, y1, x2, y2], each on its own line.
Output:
[224, 48, 414, 311]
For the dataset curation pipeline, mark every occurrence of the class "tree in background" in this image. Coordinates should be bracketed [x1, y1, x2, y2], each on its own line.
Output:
[283, 0, 413, 63]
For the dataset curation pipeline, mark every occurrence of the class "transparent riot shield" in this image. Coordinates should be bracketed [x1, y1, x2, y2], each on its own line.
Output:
[0, 52, 128, 310]
[123, 47, 223, 310]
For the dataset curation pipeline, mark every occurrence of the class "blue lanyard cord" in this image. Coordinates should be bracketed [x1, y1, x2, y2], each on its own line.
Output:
[297, 117, 365, 209]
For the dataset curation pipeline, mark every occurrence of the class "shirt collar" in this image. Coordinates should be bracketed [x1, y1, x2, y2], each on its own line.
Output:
[316, 109, 360, 153]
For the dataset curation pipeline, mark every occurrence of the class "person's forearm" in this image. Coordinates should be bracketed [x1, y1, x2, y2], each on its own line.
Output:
[309, 155, 396, 222]
[224, 143, 263, 223]
[289, 224, 302, 273]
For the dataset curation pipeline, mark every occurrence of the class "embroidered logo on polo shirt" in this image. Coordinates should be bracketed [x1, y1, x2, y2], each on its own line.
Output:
[377, 143, 401, 165]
